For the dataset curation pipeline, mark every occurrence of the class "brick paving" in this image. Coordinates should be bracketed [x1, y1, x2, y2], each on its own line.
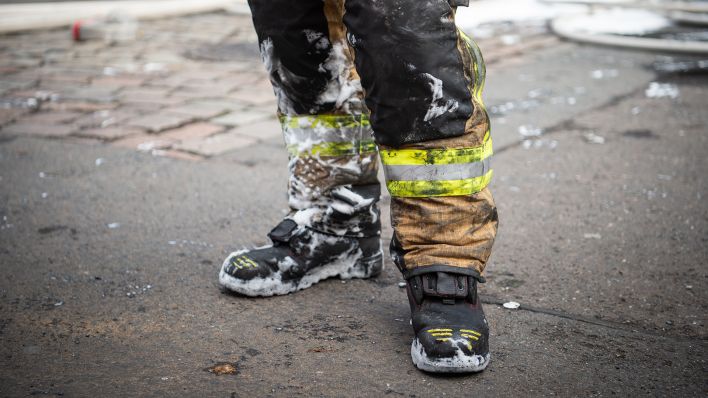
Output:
[0, 12, 277, 161]
[0, 11, 556, 161]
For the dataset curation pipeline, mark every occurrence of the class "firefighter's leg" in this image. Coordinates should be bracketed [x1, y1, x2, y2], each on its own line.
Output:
[343, 0, 498, 372]
[219, 0, 383, 297]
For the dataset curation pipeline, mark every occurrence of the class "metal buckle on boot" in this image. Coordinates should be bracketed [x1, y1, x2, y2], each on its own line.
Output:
[267, 219, 299, 245]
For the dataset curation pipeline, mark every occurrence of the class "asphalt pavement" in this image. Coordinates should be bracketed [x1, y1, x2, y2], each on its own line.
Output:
[0, 11, 706, 397]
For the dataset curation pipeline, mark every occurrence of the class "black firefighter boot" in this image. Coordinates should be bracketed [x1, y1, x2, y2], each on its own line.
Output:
[406, 270, 490, 373]
[219, 185, 383, 296]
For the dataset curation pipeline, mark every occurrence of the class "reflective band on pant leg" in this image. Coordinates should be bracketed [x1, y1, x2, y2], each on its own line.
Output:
[280, 112, 381, 237]
[380, 134, 493, 197]
[458, 29, 486, 106]
[281, 114, 378, 157]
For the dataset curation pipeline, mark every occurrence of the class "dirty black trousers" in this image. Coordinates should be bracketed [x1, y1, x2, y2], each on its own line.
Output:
[248, 0, 498, 277]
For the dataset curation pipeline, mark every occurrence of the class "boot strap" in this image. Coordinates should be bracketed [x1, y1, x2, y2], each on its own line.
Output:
[267, 219, 299, 245]
[409, 272, 477, 305]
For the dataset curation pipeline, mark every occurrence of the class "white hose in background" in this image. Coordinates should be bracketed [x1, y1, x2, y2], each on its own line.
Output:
[551, 13, 708, 54]
[540, 0, 708, 13]
[669, 10, 708, 26]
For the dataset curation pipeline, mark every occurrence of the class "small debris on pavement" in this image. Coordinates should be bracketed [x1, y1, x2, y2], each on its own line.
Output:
[503, 301, 521, 309]
[591, 69, 619, 80]
[143, 63, 167, 73]
[1, 216, 13, 230]
[645, 82, 679, 99]
[107, 222, 120, 229]
[518, 125, 543, 137]
[205, 362, 238, 376]
[398, 282, 406, 288]
[501, 34, 521, 45]
[584, 233, 602, 239]
[653, 59, 708, 75]
[583, 133, 605, 145]
[95, 158, 105, 166]
[307, 346, 332, 353]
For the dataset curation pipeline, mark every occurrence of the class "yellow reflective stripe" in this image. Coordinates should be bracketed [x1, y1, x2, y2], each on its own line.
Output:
[459, 29, 487, 109]
[280, 114, 371, 129]
[386, 170, 493, 198]
[287, 140, 377, 157]
[461, 334, 479, 341]
[236, 258, 250, 268]
[380, 135, 492, 166]
[430, 333, 453, 337]
[242, 257, 259, 268]
[460, 329, 481, 336]
[427, 328, 453, 333]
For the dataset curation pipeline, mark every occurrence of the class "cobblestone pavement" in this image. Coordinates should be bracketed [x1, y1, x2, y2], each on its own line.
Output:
[0, 12, 276, 160]
[0, 11, 558, 160]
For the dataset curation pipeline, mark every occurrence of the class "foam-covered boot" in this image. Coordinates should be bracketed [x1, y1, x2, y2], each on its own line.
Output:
[219, 219, 382, 296]
[406, 270, 490, 373]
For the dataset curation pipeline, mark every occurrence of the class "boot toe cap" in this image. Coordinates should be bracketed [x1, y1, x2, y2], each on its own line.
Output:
[412, 328, 490, 373]
[416, 327, 489, 358]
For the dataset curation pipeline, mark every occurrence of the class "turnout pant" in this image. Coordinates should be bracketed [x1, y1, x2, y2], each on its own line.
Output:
[248, 0, 498, 278]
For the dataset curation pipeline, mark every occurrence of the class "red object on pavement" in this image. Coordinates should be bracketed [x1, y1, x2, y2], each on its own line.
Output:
[72, 21, 82, 41]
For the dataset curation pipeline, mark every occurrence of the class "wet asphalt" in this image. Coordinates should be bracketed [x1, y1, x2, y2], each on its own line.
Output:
[0, 42, 707, 396]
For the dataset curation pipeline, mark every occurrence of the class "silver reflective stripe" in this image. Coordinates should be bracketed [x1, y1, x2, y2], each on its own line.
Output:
[383, 157, 491, 182]
[282, 126, 373, 147]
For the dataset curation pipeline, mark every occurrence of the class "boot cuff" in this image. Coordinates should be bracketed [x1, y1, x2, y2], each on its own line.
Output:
[402, 264, 485, 283]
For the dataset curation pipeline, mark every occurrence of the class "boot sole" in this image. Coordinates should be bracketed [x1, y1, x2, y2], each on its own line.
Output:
[410, 338, 490, 373]
[219, 247, 383, 297]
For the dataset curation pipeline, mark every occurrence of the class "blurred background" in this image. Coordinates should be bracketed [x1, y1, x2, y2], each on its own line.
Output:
[0, 0, 706, 397]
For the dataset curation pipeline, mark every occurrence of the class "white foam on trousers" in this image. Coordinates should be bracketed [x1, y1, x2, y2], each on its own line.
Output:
[317, 42, 363, 113]
[421, 72, 459, 122]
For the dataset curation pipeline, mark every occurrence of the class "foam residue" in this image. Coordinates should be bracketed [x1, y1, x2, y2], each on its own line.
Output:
[410, 338, 490, 373]
[645, 82, 680, 99]
[219, 245, 381, 297]
[259, 37, 299, 114]
[317, 42, 363, 113]
[421, 73, 459, 122]
[456, 0, 585, 30]
[555, 9, 670, 35]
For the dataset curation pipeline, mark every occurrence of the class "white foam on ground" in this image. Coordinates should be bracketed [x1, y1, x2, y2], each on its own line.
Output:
[645, 82, 680, 99]
[557, 9, 670, 35]
[456, 0, 585, 30]
[410, 338, 490, 373]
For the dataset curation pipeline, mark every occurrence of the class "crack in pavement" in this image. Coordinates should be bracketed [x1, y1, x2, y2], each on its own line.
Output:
[481, 295, 707, 343]
[479, 85, 708, 345]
